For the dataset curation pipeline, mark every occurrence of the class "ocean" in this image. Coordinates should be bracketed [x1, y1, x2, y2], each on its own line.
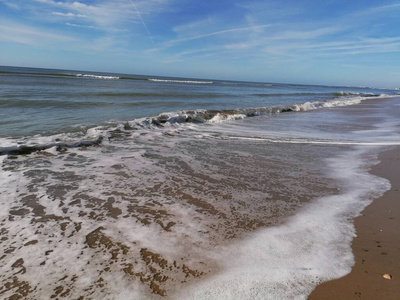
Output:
[0, 66, 399, 299]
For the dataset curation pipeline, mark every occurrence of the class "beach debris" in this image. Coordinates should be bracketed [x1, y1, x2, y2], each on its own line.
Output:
[383, 274, 392, 280]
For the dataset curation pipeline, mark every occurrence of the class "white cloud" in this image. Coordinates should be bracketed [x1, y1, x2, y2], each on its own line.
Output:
[52, 11, 87, 18]
[162, 13, 400, 65]
[0, 0, 20, 9]
[260, 34, 400, 59]
[297, 36, 400, 54]
[173, 17, 216, 34]
[361, 2, 400, 14]
[164, 24, 272, 49]
[66, 22, 95, 29]
[184, 24, 271, 41]
[0, 22, 75, 46]
[269, 26, 342, 40]
[34, 0, 167, 29]
[28, 0, 169, 45]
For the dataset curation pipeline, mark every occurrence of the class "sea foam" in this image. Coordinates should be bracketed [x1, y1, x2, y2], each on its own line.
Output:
[174, 147, 390, 299]
[73, 74, 120, 79]
[148, 78, 213, 84]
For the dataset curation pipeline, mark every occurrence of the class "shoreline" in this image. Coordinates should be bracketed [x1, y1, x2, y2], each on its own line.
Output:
[309, 147, 400, 299]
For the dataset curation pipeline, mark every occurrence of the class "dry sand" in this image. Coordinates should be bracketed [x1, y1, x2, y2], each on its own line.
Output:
[309, 147, 400, 299]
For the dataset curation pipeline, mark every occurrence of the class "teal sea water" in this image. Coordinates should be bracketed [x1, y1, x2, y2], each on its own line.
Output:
[0, 66, 399, 299]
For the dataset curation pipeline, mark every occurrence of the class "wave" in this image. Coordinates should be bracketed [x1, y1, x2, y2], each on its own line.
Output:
[0, 136, 103, 156]
[125, 94, 392, 129]
[0, 70, 121, 80]
[148, 78, 213, 84]
[255, 91, 381, 98]
[333, 91, 379, 97]
[68, 74, 120, 80]
[1, 69, 215, 83]
[1, 94, 395, 156]
[254, 92, 323, 97]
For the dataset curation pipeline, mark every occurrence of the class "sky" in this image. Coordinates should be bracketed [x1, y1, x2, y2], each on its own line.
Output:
[1, 0, 400, 87]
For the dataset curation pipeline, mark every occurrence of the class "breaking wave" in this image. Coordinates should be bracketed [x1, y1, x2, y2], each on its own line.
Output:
[0, 137, 103, 156]
[333, 91, 378, 97]
[125, 94, 391, 128]
[148, 78, 213, 84]
[69, 74, 120, 80]
[1, 94, 394, 156]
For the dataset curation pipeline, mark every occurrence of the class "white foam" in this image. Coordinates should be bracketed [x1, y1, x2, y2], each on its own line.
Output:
[335, 91, 376, 97]
[0, 156, 20, 218]
[288, 94, 398, 112]
[74, 74, 120, 79]
[0, 137, 20, 148]
[291, 97, 362, 111]
[174, 147, 390, 299]
[148, 78, 213, 84]
[208, 113, 247, 123]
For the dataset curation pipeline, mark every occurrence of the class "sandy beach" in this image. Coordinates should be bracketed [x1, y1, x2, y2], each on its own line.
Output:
[309, 147, 400, 299]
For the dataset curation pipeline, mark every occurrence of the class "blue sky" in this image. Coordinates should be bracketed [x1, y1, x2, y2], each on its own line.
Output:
[1, 0, 400, 87]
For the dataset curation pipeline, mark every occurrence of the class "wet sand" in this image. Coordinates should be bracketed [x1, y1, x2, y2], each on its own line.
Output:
[309, 147, 400, 299]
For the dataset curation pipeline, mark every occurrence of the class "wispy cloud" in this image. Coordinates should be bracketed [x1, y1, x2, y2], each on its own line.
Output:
[34, 0, 137, 27]
[269, 26, 342, 40]
[66, 22, 95, 29]
[159, 46, 224, 63]
[158, 0, 400, 65]
[0, 22, 75, 45]
[0, 0, 20, 9]
[177, 24, 272, 42]
[159, 24, 272, 51]
[261, 34, 400, 59]
[162, 23, 343, 59]
[127, 0, 154, 43]
[33, 0, 167, 30]
[0, 0, 169, 53]
[172, 17, 216, 35]
[303, 37, 400, 53]
[52, 11, 87, 18]
[360, 2, 400, 14]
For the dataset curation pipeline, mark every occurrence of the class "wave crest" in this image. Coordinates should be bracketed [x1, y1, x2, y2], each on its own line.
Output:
[333, 91, 378, 97]
[2, 94, 395, 156]
[67, 74, 120, 79]
[148, 78, 213, 84]
[125, 94, 389, 130]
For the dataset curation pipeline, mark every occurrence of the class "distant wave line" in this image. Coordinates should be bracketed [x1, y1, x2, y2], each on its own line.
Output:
[148, 78, 213, 84]
[0, 70, 218, 84]
[73, 74, 120, 79]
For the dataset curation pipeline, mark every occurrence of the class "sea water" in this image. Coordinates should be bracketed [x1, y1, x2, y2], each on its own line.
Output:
[0, 66, 399, 299]
[1, 65, 397, 138]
